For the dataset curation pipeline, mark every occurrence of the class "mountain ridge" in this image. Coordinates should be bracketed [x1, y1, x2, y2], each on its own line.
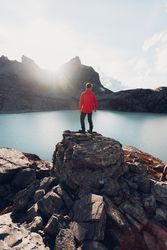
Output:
[0, 55, 167, 113]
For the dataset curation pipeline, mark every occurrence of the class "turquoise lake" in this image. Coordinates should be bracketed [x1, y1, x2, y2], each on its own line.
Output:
[0, 110, 167, 162]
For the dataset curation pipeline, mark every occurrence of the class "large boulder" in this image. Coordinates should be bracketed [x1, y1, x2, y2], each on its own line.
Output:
[71, 194, 106, 241]
[53, 131, 124, 196]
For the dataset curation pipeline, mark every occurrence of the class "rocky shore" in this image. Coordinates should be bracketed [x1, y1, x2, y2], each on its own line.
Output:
[0, 131, 167, 249]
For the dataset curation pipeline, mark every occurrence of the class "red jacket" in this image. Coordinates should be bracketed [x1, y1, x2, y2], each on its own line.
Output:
[80, 88, 98, 113]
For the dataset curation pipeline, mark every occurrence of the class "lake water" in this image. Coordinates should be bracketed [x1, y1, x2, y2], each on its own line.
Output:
[0, 110, 167, 162]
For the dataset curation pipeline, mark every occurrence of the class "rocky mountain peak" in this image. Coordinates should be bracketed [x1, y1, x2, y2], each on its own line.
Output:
[21, 55, 38, 68]
[68, 56, 81, 66]
[0, 55, 9, 61]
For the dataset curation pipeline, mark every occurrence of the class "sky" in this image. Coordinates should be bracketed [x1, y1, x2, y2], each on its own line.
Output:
[0, 0, 167, 89]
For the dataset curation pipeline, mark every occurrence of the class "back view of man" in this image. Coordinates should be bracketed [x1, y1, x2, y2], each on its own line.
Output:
[79, 82, 98, 133]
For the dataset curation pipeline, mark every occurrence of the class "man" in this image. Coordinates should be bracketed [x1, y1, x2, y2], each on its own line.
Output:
[79, 82, 98, 133]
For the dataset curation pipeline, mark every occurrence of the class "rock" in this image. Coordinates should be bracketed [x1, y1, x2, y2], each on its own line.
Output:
[137, 177, 152, 193]
[28, 216, 44, 232]
[38, 191, 64, 218]
[52, 185, 73, 210]
[80, 240, 108, 250]
[39, 176, 58, 192]
[72, 194, 106, 240]
[12, 168, 36, 189]
[13, 180, 40, 212]
[55, 228, 76, 250]
[2, 132, 167, 250]
[27, 203, 39, 222]
[0, 148, 31, 184]
[70, 222, 87, 242]
[142, 195, 156, 215]
[155, 207, 167, 221]
[104, 196, 129, 230]
[44, 213, 71, 237]
[35, 161, 52, 179]
[102, 179, 121, 197]
[120, 200, 148, 225]
[44, 214, 61, 237]
[34, 189, 45, 202]
[128, 162, 148, 174]
[53, 131, 124, 195]
[0, 212, 48, 250]
[151, 181, 167, 205]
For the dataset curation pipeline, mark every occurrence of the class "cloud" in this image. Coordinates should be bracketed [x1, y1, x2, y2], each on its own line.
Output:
[106, 31, 167, 89]
[0, 0, 167, 90]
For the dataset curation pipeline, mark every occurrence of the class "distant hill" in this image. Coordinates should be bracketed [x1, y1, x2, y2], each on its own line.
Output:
[0, 55, 167, 113]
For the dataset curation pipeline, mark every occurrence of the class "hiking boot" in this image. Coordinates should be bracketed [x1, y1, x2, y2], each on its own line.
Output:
[87, 130, 93, 134]
[78, 130, 86, 134]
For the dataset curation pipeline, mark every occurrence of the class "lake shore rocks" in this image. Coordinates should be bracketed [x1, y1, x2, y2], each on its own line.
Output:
[0, 131, 167, 249]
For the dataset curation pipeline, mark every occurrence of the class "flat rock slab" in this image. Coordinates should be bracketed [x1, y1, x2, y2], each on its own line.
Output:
[0, 212, 49, 250]
[0, 147, 52, 184]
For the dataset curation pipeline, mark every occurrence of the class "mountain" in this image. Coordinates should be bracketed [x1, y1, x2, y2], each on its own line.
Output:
[0, 55, 167, 113]
[110, 87, 167, 113]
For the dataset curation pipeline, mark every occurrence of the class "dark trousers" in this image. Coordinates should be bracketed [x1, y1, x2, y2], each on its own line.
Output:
[80, 112, 93, 132]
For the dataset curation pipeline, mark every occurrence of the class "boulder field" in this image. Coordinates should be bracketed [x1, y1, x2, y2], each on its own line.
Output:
[0, 131, 167, 250]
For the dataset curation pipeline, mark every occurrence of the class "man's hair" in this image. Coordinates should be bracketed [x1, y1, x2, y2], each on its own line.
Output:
[86, 82, 92, 88]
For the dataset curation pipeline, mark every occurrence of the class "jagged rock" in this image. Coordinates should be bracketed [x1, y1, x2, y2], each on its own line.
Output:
[70, 222, 87, 242]
[52, 185, 73, 210]
[0, 147, 52, 214]
[0, 148, 34, 184]
[0, 212, 48, 250]
[34, 189, 45, 202]
[154, 207, 167, 221]
[137, 177, 152, 193]
[151, 181, 167, 205]
[53, 131, 124, 195]
[12, 168, 36, 189]
[102, 179, 121, 197]
[28, 216, 44, 232]
[128, 162, 148, 174]
[120, 200, 148, 225]
[44, 213, 70, 238]
[39, 176, 58, 192]
[104, 196, 129, 230]
[44, 214, 61, 237]
[55, 228, 76, 250]
[71, 194, 106, 240]
[35, 160, 52, 179]
[27, 203, 39, 222]
[38, 191, 64, 218]
[13, 180, 40, 212]
[1, 133, 167, 250]
[142, 195, 156, 215]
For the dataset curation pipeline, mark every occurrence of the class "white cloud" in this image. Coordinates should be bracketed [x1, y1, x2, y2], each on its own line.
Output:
[0, 0, 167, 89]
[105, 31, 167, 89]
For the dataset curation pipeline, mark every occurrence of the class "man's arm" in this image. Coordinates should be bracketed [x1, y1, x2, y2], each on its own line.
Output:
[93, 94, 98, 112]
[79, 93, 84, 110]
